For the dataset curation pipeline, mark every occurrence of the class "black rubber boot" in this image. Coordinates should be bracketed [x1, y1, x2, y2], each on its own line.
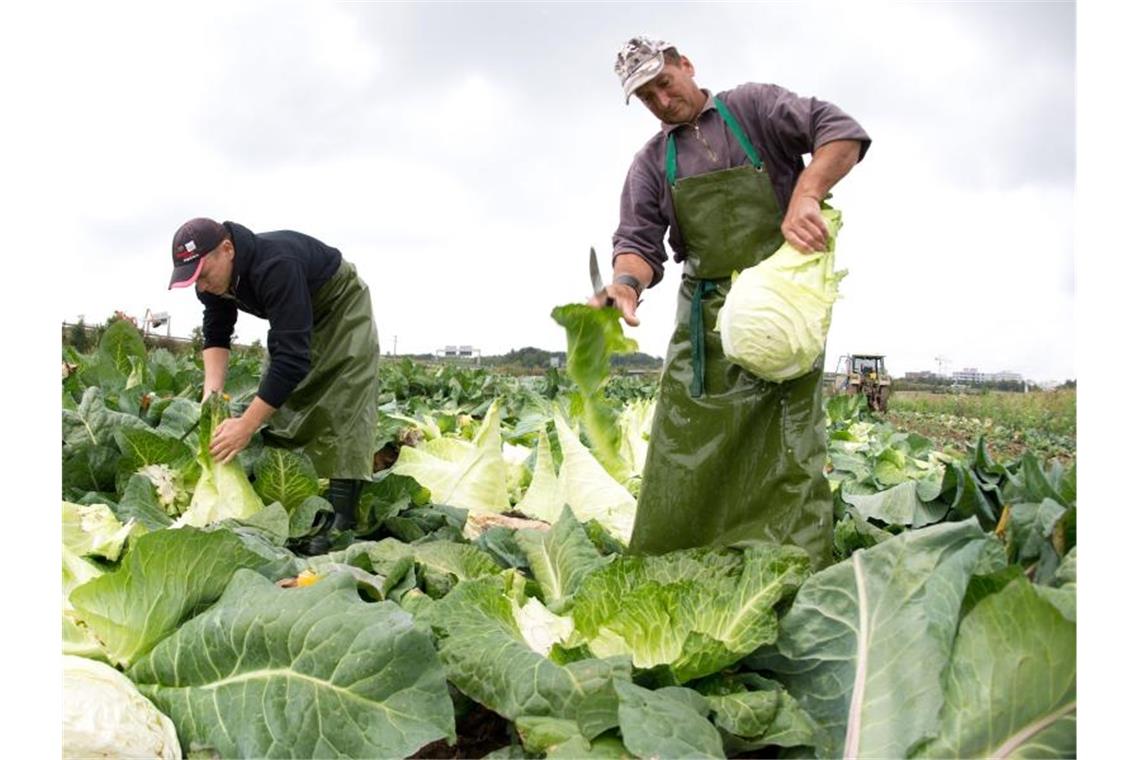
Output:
[327, 479, 364, 531]
[295, 512, 334, 556]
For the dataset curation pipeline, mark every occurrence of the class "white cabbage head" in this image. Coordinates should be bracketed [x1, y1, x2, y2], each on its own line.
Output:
[63, 655, 182, 759]
[717, 207, 846, 382]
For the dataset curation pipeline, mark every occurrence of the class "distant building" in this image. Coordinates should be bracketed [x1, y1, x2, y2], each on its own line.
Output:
[904, 370, 939, 381]
[941, 367, 1023, 385]
[435, 345, 482, 362]
[953, 367, 984, 384]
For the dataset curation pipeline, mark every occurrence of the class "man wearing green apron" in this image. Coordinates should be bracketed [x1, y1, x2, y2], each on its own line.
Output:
[168, 217, 380, 532]
[593, 38, 871, 569]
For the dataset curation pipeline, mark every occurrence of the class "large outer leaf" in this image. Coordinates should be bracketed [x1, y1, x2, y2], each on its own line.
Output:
[114, 473, 175, 530]
[514, 419, 638, 543]
[1008, 498, 1068, 584]
[614, 681, 725, 759]
[254, 448, 319, 512]
[153, 398, 200, 439]
[424, 574, 631, 739]
[62, 387, 149, 492]
[366, 537, 502, 598]
[573, 544, 809, 683]
[114, 427, 198, 510]
[914, 577, 1076, 758]
[68, 527, 265, 667]
[130, 570, 455, 759]
[841, 479, 947, 528]
[391, 399, 509, 513]
[99, 318, 148, 377]
[114, 427, 194, 473]
[63, 542, 108, 660]
[695, 673, 820, 753]
[516, 505, 606, 613]
[515, 428, 562, 523]
[618, 398, 655, 478]
[551, 303, 639, 482]
[754, 519, 997, 759]
[146, 347, 181, 394]
[1004, 452, 1073, 509]
[552, 416, 637, 543]
[940, 459, 999, 527]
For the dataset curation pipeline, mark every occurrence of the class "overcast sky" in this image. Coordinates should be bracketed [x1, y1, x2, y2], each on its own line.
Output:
[9, 5, 1140, 751]
[23, 0, 1076, 380]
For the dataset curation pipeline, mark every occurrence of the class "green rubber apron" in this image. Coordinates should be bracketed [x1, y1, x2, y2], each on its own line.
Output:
[628, 98, 833, 569]
[261, 260, 380, 481]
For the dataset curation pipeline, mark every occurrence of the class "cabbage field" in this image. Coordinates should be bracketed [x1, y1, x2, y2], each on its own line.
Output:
[61, 309, 1076, 759]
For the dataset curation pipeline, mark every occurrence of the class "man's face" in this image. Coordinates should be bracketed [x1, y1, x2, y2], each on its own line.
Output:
[195, 239, 235, 296]
[633, 57, 705, 124]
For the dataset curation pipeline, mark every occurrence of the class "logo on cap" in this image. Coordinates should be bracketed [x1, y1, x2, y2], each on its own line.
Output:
[175, 240, 200, 262]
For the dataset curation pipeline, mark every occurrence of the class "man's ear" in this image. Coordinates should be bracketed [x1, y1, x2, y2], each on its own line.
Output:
[679, 55, 695, 77]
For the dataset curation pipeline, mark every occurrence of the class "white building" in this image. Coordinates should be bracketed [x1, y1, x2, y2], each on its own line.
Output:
[952, 367, 984, 384]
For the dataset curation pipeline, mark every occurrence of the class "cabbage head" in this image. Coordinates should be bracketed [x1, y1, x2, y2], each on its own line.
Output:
[172, 393, 264, 527]
[62, 501, 132, 660]
[62, 501, 134, 562]
[63, 655, 182, 759]
[716, 207, 846, 382]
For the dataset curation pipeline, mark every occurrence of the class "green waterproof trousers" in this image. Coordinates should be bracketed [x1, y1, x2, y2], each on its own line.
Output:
[262, 260, 380, 481]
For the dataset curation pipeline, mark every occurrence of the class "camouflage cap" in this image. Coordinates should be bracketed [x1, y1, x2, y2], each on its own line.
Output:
[614, 36, 674, 104]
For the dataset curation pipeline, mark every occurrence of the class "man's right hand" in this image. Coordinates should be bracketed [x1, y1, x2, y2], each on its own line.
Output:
[589, 283, 641, 326]
[591, 252, 652, 327]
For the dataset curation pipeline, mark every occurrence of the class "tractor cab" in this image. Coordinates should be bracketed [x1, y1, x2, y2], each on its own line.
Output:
[834, 354, 892, 412]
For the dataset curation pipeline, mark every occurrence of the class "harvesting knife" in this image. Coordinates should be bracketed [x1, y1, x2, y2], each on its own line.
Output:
[178, 412, 201, 443]
[589, 246, 615, 307]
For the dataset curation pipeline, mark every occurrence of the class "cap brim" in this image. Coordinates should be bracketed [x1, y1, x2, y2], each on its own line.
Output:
[623, 55, 665, 104]
[168, 257, 206, 289]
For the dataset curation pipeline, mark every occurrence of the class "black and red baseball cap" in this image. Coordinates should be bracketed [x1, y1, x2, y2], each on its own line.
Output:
[169, 218, 226, 289]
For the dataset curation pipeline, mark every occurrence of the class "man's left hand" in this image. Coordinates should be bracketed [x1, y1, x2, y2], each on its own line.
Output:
[210, 417, 255, 464]
[781, 196, 830, 254]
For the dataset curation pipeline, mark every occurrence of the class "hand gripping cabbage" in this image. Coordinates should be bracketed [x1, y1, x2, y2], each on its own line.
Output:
[173, 393, 264, 527]
[716, 207, 846, 382]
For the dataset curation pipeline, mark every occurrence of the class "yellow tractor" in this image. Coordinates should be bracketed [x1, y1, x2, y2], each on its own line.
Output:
[834, 354, 892, 412]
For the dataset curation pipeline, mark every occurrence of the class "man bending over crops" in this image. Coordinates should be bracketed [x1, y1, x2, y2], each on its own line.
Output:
[167, 218, 379, 539]
[590, 37, 871, 568]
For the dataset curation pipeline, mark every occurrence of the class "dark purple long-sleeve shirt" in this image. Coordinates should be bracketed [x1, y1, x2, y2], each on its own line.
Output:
[613, 82, 871, 287]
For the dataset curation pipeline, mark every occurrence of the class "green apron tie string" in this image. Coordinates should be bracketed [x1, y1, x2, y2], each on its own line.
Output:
[689, 279, 718, 397]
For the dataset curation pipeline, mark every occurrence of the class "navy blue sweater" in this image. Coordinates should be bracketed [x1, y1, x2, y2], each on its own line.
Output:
[198, 221, 342, 408]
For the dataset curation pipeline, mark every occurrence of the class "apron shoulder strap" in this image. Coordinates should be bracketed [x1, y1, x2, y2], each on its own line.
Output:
[713, 97, 764, 170]
[666, 132, 678, 187]
[664, 97, 766, 186]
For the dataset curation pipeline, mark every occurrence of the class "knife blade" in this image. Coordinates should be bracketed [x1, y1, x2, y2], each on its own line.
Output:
[589, 246, 614, 307]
